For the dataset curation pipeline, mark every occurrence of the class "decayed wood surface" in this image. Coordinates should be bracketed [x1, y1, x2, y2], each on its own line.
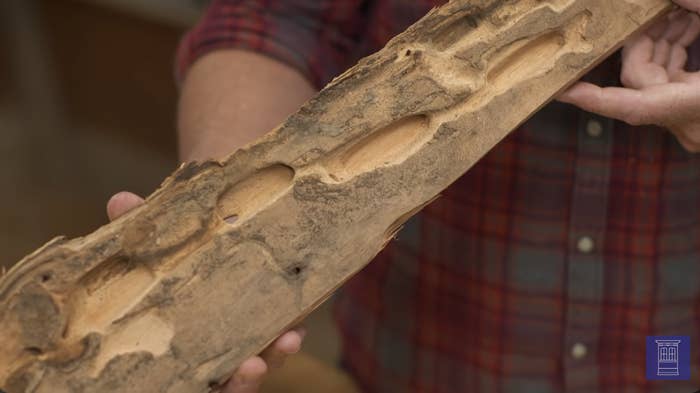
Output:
[0, 1, 672, 392]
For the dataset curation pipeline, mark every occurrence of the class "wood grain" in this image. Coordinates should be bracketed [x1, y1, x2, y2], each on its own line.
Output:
[0, 1, 672, 392]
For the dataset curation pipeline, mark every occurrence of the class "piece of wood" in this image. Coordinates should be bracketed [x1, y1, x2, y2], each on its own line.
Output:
[0, 1, 672, 392]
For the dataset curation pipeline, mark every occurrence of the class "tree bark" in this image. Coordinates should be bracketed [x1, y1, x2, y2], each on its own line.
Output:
[0, 1, 672, 392]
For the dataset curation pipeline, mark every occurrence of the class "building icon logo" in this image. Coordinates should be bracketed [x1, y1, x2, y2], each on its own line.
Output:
[646, 336, 690, 380]
[655, 339, 681, 376]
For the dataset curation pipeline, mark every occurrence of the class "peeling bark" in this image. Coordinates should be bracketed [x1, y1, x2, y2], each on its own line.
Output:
[0, 1, 672, 392]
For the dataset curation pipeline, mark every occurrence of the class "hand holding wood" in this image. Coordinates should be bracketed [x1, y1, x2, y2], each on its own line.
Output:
[560, 10, 700, 151]
[106, 192, 305, 393]
[0, 1, 673, 392]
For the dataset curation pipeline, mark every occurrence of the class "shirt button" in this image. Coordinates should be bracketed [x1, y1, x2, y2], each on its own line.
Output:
[586, 120, 603, 138]
[577, 236, 595, 254]
[571, 342, 588, 359]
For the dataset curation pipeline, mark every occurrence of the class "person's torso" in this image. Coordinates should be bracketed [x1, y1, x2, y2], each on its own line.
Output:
[334, 1, 700, 392]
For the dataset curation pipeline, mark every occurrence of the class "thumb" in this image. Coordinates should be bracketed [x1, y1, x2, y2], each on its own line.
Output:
[106, 192, 145, 221]
[557, 82, 655, 126]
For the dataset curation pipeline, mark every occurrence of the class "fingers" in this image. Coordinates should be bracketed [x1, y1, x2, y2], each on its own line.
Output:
[559, 79, 700, 135]
[622, 33, 654, 66]
[106, 191, 145, 221]
[222, 357, 268, 393]
[673, 0, 700, 14]
[558, 82, 653, 125]
[668, 44, 689, 73]
[621, 35, 668, 88]
[656, 12, 699, 77]
[663, 11, 694, 43]
[221, 327, 306, 393]
[677, 13, 700, 47]
[259, 327, 306, 368]
[672, 70, 700, 83]
[652, 38, 671, 66]
[623, 11, 699, 87]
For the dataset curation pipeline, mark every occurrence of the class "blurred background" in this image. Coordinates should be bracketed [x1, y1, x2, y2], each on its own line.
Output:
[0, 1, 356, 391]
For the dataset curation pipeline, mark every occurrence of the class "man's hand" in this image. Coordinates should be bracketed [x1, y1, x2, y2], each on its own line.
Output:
[106, 191, 306, 393]
[675, 0, 700, 13]
[559, 9, 700, 152]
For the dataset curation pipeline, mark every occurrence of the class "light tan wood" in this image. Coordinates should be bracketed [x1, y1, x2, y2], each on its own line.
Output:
[0, 1, 672, 392]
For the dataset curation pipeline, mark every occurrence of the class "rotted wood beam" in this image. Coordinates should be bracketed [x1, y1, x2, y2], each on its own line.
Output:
[0, 1, 672, 392]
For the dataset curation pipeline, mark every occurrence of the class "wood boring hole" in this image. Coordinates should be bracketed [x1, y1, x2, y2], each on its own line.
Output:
[433, 12, 480, 50]
[25, 347, 43, 356]
[208, 381, 222, 392]
[325, 114, 431, 182]
[64, 256, 157, 339]
[223, 215, 239, 225]
[217, 164, 295, 225]
[486, 32, 565, 87]
[291, 265, 304, 276]
[485, 10, 591, 90]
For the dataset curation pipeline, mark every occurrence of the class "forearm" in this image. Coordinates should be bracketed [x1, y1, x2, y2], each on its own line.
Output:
[177, 49, 316, 162]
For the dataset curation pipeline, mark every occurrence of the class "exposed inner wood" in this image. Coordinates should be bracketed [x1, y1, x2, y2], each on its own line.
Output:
[0, 1, 672, 392]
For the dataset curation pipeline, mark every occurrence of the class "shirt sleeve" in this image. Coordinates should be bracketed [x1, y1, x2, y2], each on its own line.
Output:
[175, 0, 370, 89]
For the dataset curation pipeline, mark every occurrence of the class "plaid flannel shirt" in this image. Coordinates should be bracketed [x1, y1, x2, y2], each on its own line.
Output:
[177, 1, 700, 392]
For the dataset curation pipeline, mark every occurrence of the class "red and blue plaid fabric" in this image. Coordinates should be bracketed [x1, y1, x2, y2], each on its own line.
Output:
[178, 1, 700, 392]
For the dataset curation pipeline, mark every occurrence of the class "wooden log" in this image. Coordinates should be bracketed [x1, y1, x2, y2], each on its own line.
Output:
[0, 1, 672, 392]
